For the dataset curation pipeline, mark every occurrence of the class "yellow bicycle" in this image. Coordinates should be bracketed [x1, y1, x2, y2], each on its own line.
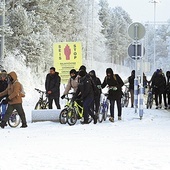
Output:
[67, 99, 93, 126]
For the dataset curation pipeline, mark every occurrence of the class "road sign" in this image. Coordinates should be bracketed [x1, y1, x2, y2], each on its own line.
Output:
[128, 22, 146, 40]
[128, 44, 145, 59]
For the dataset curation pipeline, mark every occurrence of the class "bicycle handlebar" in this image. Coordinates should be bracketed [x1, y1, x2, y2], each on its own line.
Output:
[35, 88, 46, 94]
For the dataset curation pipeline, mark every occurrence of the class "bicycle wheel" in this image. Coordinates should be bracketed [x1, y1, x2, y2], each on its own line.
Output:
[124, 93, 129, 107]
[67, 107, 78, 126]
[8, 111, 21, 128]
[88, 115, 93, 124]
[149, 95, 153, 109]
[44, 102, 49, 109]
[59, 108, 68, 124]
[121, 97, 125, 107]
[98, 104, 104, 123]
[34, 102, 43, 110]
[103, 104, 108, 121]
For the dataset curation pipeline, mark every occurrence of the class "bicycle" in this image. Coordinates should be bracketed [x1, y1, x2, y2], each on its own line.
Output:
[66, 99, 93, 126]
[121, 85, 130, 107]
[98, 93, 109, 123]
[59, 93, 74, 124]
[0, 100, 21, 128]
[146, 88, 153, 109]
[34, 88, 49, 109]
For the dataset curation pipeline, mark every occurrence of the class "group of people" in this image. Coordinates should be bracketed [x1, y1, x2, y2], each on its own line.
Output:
[150, 69, 170, 109]
[0, 70, 27, 129]
[45, 65, 124, 124]
[126, 68, 170, 109]
[45, 65, 170, 125]
[1, 65, 169, 129]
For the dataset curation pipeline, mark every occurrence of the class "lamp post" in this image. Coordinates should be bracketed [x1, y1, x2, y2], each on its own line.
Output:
[150, 0, 160, 71]
[0, 0, 5, 64]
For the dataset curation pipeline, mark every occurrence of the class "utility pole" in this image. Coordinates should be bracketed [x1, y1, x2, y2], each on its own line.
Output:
[0, 0, 5, 65]
[150, 0, 160, 71]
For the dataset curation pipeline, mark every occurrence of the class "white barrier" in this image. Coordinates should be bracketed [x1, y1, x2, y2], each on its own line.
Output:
[31, 109, 61, 122]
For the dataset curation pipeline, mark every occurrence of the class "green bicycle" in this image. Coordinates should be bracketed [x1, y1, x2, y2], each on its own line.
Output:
[67, 99, 93, 126]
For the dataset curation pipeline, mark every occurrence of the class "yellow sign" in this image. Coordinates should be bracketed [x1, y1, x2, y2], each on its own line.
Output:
[53, 42, 82, 84]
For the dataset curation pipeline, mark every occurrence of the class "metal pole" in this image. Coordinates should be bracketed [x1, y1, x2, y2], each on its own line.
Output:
[139, 41, 144, 119]
[134, 24, 139, 113]
[0, 0, 5, 64]
[153, 1, 156, 71]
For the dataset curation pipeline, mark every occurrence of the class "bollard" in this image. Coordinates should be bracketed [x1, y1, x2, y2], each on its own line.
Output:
[139, 86, 144, 120]
[134, 78, 138, 113]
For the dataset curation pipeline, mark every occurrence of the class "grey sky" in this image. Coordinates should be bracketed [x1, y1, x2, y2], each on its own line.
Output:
[107, 0, 170, 22]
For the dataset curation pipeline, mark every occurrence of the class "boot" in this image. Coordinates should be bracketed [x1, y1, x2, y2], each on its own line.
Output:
[93, 115, 97, 124]
[118, 116, 122, 120]
[0, 121, 7, 129]
[109, 117, 114, 123]
[20, 124, 28, 128]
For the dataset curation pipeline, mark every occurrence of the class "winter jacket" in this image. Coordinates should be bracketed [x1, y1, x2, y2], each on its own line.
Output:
[151, 73, 166, 94]
[0, 78, 8, 101]
[101, 74, 124, 100]
[45, 72, 61, 97]
[63, 75, 79, 95]
[89, 71, 102, 96]
[74, 74, 94, 100]
[0, 72, 23, 104]
[128, 75, 135, 90]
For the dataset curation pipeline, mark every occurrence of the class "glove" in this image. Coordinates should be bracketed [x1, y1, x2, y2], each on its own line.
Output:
[97, 85, 101, 89]
[2, 99, 8, 104]
[61, 95, 65, 99]
[112, 87, 117, 91]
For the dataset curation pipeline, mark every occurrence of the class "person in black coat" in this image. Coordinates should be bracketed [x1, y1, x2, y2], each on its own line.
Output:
[166, 71, 170, 108]
[0, 70, 8, 120]
[128, 70, 135, 108]
[151, 69, 167, 109]
[73, 70, 97, 124]
[45, 67, 61, 109]
[101, 68, 124, 122]
[89, 70, 102, 114]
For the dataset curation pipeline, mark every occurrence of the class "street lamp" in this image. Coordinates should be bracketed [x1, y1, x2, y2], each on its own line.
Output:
[0, 0, 5, 64]
[149, 0, 160, 71]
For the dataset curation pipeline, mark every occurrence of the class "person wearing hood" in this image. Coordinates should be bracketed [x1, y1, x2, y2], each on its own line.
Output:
[128, 70, 135, 108]
[101, 68, 124, 122]
[151, 69, 167, 109]
[0, 71, 27, 128]
[0, 70, 8, 120]
[89, 70, 102, 114]
[73, 70, 97, 124]
[61, 69, 79, 99]
[45, 67, 61, 109]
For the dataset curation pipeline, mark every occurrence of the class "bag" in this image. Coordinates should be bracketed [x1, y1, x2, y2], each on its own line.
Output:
[90, 78, 99, 96]
[20, 83, 26, 97]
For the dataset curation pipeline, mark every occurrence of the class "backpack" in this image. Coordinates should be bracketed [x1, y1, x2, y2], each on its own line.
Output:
[20, 83, 26, 97]
[89, 78, 99, 96]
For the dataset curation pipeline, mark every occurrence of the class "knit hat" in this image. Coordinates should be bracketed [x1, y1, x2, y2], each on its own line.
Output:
[106, 68, 113, 75]
[79, 70, 86, 77]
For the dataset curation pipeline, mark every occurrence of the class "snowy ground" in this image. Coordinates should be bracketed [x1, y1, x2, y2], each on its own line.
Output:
[1, 104, 170, 170]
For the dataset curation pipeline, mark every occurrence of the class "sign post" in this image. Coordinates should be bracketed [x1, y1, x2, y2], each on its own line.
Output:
[128, 22, 146, 119]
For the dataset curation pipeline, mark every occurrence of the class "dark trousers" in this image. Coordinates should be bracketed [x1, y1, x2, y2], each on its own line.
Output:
[3, 104, 27, 125]
[130, 89, 134, 107]
[93, 94, 101, 113]
[48, 97, 61, 109]
[110, 98, 122, 118]
[168, 93, 170, 105]
[155, 93, 167, 107]
[83, 97, 94, 122]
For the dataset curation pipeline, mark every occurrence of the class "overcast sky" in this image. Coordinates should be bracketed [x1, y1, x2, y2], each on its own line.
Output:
[107, 0, 170, 22]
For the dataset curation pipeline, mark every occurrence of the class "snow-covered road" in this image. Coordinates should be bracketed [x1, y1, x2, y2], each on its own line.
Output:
[0, 107, 170, 170]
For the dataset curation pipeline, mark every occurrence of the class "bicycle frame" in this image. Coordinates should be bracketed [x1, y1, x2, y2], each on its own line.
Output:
[73, 101, 84, 118]
[101, 94, 109, 113]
